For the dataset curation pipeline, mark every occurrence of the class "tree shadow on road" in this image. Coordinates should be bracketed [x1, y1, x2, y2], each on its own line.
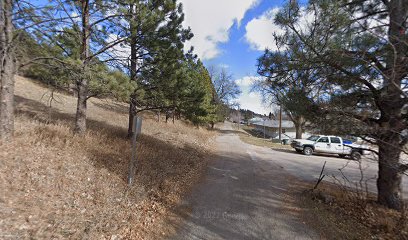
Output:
[161, 149, 318, 240]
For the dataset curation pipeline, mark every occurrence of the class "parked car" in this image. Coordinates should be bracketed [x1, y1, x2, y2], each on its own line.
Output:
[290, 135, 368, 160]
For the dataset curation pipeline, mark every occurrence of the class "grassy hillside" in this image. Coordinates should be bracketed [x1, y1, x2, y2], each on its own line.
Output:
[0, 76, 215, 239]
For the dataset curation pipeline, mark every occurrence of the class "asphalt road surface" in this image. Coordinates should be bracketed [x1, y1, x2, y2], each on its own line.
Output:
[171, 122, 407, 240]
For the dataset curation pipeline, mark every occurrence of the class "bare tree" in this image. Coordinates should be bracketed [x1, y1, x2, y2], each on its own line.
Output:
[209, 66, 241, 105]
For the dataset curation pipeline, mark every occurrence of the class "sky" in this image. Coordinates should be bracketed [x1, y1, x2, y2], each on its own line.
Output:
[179, 0, 301, 115]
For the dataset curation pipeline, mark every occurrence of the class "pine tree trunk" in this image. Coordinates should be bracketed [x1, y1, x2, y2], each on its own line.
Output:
[172, 107, 175, 124]
[0, 51, 15, 141]
[74, 77, 87, 134]
[0, 0, 15, 141]
[74, 0, 90, 135]
[128, 95, 136, 137]
[375, 82, 404, 210]
[375, 0, 408, 210]
[127, 4, 138, 137]
[377, 140, 403, 210]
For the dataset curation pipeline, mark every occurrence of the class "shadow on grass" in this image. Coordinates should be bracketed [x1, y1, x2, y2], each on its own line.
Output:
[92, 101, 128, 115]
[15, 95, 211, 187]
[15, 95, 127, 138]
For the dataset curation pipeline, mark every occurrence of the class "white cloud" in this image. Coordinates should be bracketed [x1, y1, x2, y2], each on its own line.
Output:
[107, 34, 130, 61]
[235, 76, 269, 114]
[179, 0, 260, 60]
[237, 89, 270, 114]
[235, 76, 262, 87]
[244, 7, 314, 51]
[244, 8, 283, 51]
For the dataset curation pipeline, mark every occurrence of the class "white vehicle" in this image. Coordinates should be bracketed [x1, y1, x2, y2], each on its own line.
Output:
[290, 135, 367, 160]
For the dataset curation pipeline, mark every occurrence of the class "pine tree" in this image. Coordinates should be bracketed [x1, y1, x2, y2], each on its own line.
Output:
[271, 0, 408, 209]
[121, 0, 192, 136]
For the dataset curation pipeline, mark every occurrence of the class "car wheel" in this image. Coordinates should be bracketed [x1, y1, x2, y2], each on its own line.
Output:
[351, 151, 362, 161]
[338, 154, 346, 158]
[303, 146, 313, 156]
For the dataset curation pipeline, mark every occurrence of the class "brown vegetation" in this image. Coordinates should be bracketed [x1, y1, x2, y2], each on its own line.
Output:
[0, 76, 215, 239]
[298, 181, 408, 240]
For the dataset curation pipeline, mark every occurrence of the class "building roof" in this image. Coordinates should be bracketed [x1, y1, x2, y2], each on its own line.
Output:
[252, 120, 295, 128]
[248, 117, 264, 123]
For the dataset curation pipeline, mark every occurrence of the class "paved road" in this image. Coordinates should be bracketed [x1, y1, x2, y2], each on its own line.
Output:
[171, 123, 319, 240]
[171, 123, 408, 240]
[256, 141, 408, 200]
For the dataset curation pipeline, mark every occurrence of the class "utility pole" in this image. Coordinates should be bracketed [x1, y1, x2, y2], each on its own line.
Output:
[279, 105, 282, 143]
[238, 107, 240, 129]
[263, 119, 266, 139]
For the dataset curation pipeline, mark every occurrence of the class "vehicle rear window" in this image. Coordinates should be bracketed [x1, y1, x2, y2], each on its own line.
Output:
[330, 137, 341, 144]
[317, 137, 329, 143]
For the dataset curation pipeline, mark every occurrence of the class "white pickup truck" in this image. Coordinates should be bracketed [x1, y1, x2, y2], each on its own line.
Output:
[290, 135, 367, 160]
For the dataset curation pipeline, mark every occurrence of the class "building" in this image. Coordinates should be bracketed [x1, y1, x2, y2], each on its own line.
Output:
[248, 117, 264, 124]
[249, 119, 310, 140]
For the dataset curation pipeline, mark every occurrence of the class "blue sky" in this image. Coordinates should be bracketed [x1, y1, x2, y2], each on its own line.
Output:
[180, 0, 303, 114]
[204, 0, 279, 77]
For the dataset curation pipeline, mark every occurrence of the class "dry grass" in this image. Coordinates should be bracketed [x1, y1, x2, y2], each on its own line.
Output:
[0, 76, 216, 239]
[232, 125, 291, 150]
[297, 181, 408, 240]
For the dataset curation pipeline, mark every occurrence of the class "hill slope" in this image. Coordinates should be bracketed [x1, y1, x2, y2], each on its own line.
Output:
[0, 76, 215, 239]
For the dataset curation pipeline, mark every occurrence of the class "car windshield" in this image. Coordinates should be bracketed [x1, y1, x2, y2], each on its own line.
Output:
[307, 135, 320, 141]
